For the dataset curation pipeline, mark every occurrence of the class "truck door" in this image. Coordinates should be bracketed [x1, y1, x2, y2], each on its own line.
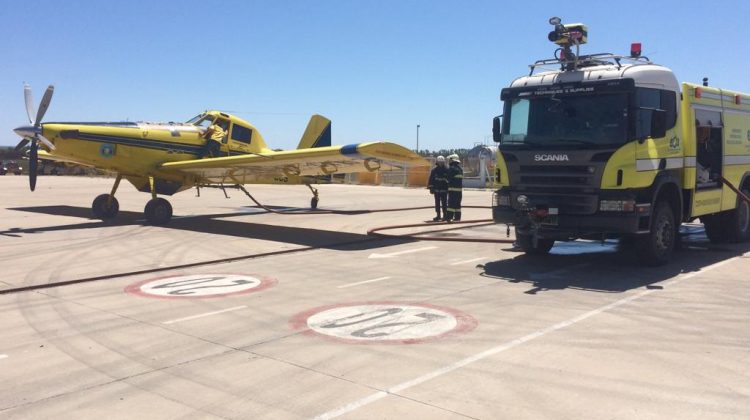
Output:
[634, 88, 676, 178]
[691, 108, 723, 216]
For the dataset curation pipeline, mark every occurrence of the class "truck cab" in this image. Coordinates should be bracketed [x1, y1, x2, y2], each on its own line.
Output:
[492, 18, 750, 265]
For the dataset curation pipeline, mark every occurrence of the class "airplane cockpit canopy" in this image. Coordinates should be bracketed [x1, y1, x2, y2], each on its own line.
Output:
[186, 113, 215, 128]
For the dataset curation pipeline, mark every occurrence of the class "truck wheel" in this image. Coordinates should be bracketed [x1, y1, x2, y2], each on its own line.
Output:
[517, 233, 554, 255]
[725, 187, 750, 243]
[636, 200, 675, 266]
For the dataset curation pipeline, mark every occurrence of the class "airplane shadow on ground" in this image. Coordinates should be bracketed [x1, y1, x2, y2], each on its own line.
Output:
[481, 227, 750, 294]
[5, 205, 412, 251]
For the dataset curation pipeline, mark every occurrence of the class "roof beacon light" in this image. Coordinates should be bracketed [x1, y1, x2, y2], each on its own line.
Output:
[630, 42, 642, 58]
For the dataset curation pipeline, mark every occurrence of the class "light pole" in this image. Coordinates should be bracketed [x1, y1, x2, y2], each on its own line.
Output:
[416, 124, 420, 153]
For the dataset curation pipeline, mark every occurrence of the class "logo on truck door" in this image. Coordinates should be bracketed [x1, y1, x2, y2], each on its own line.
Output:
[669, 135, 681, 151]
[534, 154, 569, 162]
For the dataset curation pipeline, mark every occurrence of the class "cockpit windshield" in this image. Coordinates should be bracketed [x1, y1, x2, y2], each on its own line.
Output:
[186, 114, 216, 128]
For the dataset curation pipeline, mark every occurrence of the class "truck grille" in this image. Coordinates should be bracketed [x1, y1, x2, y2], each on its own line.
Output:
[518, 165, 595, 187]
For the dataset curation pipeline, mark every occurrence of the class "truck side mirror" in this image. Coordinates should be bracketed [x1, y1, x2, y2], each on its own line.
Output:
[492, 115, 502, 143]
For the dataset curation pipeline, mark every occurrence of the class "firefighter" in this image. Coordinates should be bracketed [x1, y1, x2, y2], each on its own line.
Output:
[446, 154, 463, 221]
[201, 119, 229, 158]
[428, 156, 448, 221]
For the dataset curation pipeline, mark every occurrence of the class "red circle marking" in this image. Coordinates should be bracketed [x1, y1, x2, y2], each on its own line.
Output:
[125, 273, 276, 299]
[289, 301, 477, 345]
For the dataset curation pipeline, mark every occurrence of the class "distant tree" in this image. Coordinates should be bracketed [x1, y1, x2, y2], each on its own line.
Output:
[0, 147, 24, 160]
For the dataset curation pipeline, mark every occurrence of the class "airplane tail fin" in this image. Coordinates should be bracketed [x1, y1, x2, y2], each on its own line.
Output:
[297, 114, 331, 149]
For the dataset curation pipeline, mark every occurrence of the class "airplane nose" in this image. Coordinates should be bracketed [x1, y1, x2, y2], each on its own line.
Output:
[13, 125, 40, 138]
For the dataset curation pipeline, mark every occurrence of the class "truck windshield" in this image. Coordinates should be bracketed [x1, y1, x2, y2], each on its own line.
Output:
[502, 93, 628, 148]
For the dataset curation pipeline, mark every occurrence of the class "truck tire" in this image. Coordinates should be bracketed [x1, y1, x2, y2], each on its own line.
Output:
[725, 187, 750, 243]
[517, 233, 554, 255]
[636, 200, 675, 266]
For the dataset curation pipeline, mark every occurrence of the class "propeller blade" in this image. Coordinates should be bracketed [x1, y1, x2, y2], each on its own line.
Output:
[29, 141, 38, 192]
[24, 84, 35, 125]
[37, 134, 56, 150]
[14, 138, 30, 152]
[34, 85, 54, 127]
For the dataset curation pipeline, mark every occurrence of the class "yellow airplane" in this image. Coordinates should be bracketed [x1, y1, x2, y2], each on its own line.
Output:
[13, 85, 427, 225]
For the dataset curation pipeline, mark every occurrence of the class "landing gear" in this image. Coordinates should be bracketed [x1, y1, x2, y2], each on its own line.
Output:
[92, 194, 119, 219]
[144, 198, 172, 225]
[144, 176, 172, 225]
[306, 184, 319, 209]
[92, 174, 122, 220]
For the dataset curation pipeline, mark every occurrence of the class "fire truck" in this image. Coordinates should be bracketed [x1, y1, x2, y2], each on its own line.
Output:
[491, 17, 750, 265]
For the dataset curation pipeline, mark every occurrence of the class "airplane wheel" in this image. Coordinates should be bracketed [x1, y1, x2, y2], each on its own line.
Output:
[311, 196, 319, 209]
[92, 194, 119, 220]
[144, 198, 172, 225]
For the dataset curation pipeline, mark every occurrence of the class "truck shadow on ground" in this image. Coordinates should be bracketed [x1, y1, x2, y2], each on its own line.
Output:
[481, 227, 750, 294]
[5, 205, 412, 251]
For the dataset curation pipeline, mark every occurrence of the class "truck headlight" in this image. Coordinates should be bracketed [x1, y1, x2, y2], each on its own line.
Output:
[599, 199, 635, 212]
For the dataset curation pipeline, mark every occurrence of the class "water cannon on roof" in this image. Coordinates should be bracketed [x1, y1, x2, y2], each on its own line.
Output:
[547, 17, 588, 47]
[547, 17, 588, 71]
[528, 17, 652, 75]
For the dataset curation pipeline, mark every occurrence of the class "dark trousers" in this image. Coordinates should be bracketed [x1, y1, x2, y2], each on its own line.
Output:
[201, 139, 221, 158]
[434, 191, 447, 217]
[447, 190, 462, 221]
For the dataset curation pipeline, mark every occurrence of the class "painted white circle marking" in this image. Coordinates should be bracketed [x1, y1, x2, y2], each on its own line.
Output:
[126, 274, 270, 299]
[305, 304, 459, 342]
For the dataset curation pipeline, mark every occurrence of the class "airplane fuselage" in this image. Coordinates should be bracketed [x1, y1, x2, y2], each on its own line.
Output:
[39, 111, 273, 194]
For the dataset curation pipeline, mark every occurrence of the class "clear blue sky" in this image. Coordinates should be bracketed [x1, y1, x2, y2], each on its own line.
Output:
[2, 0, 748, 151]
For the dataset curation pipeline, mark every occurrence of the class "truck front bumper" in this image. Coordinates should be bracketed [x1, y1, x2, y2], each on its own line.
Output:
[492, 189, 651, 239]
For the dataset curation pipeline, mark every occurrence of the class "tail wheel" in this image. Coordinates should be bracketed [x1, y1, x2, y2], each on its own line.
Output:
[144, 198, 172, 225]
[517, 232, 554, 255]
[311, 196, 319, 209]
[636, 200, 675, 266]
[92, 194, 119, 219]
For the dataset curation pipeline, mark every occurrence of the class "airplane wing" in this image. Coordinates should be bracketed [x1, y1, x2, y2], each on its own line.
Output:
[159, 142, 428, 184]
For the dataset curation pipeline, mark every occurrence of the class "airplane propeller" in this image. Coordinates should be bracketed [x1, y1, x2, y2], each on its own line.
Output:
[14, 84, 55, 191]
